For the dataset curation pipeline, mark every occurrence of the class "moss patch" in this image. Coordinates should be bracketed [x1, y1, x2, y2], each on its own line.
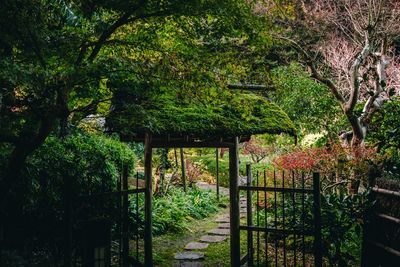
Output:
[107, 88, 295, 138]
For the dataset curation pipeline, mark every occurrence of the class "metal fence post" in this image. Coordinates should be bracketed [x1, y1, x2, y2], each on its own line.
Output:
[313, 172, 322, 267]
[246, 163, 254, 266]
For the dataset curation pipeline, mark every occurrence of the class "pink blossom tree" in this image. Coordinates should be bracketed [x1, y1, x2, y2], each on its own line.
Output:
[259, 0, 400, 148]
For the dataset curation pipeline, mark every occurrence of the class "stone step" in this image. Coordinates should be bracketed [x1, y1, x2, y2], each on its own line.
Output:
[199, 235, 228, 243]
[218, 223, 230, 229]
[184, 242, 209, 250]
[174, 252, 204, 260]
[215, 216, 230, 223]
[208, 228, 230, 236]
[174, 262, 204, 267]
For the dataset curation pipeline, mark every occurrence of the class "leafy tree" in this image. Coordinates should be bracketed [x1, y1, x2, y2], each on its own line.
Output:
[271, 63, 343, 141]
[0, 0, 257, 255]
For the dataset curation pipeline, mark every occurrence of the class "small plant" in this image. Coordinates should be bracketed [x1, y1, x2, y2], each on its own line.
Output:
[243, 137, 273, 163]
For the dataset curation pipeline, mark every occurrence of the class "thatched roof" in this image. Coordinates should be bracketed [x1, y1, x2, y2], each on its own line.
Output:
[106, 89, 295, 143]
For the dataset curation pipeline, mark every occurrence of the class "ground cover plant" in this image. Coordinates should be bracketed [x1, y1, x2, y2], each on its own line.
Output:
[130, 187, 224, 236]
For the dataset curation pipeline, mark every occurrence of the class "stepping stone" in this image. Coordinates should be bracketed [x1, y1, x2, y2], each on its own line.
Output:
[199, 235, 228, 243]
[185, 242, 209, 250]
[215, 216, 230, 223]
[174, 262, 204, 267]
[218, 223, 230, 229]
[174, 252, 204, 260]
[208, 228, 230, 235]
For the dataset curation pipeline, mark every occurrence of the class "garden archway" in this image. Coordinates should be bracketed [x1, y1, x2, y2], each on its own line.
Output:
[107, 88, 296, 266]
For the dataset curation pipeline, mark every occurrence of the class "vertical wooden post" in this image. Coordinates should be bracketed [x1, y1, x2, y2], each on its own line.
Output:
[313, 172, 322, 267]
[144, 133, 153, 266]
[216, 148, 220, 201]
[246, 163, 254, 266]
[229, 137, 241, 267]
[122, 165, 129, 267]
[361, 167, 378, 267]
[180, 148, 186, 192]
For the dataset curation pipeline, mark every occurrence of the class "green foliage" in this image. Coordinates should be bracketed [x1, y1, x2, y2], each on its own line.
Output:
[320, 193, 371, 266]
[25, 132, 135, 189]
[368, 99, 400, 178]
[130, 187, 222, 236]
[190, 153, 271, 187]
[22, 132, 135, 235]
[271, 63, 342, 139]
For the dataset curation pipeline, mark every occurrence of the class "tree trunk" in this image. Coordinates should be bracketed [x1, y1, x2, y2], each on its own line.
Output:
[0, 115, 55, 258]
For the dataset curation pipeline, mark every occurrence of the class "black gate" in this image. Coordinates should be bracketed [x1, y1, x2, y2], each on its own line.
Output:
[64, 167, 146, 267]
[237, 164, 322, 266]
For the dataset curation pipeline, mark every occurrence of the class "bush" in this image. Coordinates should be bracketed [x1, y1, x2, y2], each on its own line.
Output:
[130, 187, 221, 236]
[2, 131, 136, 264]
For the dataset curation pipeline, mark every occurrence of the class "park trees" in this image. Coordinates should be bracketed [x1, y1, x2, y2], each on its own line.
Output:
[0, 0, 258, 256]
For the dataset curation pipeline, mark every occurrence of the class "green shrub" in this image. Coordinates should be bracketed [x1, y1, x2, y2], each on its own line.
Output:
[130, 187, 222, 236]
[190, 154, 271, 187]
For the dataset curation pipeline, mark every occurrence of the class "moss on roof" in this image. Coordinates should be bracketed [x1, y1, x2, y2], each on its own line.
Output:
[106, 89, 296, 139]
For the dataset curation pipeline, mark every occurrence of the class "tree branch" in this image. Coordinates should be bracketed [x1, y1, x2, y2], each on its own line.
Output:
[346, 34, 370, 112]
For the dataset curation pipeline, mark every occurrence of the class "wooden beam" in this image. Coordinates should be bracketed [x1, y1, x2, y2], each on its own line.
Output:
[227, 83, 275, 91]
[144, 133, 153, 267]
[229, 137, 240, 267]
[150, 140, 236, 148]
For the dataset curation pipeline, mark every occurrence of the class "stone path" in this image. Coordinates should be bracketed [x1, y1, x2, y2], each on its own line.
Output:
[173, 186, 249, 266]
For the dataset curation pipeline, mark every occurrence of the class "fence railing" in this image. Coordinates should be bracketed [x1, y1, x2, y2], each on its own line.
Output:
[238, 164, 322, 267]
[64, 168, 146, 267]
[361, 185, 400, 266]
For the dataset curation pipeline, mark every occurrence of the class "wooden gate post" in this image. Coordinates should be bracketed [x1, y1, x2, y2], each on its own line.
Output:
[144, 133, 153, 266]
[229, 137, 241, 267]
[180, 148, 186, 192]
[246, 163, 254, 266]
[216, 148, 220, 201]
[313, 172, 322, 267]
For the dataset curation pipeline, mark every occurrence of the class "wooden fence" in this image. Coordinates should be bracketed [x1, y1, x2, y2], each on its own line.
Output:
[361, 185, 400, 266]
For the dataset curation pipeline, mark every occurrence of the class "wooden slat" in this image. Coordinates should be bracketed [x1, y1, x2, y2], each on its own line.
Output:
[372, 187, 400, 198]
[238, 186, 313, 194]
[239, 225, 314, 236]
[375, 213, 400, 225]
[368, 240, 400, 257]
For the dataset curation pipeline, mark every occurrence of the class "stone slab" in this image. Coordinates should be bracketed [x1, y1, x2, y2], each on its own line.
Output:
[215, 216, 230, 223]
[174, 252, 204, 260]
[218, 223, 230, 229]
[199, 235, 228, 243]
[208, 228, 230, 235]
[174, 262, 204, 267]
[184, 242, 209, 250]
